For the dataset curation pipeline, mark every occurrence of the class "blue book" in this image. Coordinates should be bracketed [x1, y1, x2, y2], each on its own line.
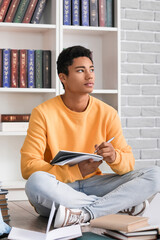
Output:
[63, 0, 71, 25]
[27, 50, 35, 88]
[3, 49, 10, 88]
[106, 0, 114, 27]
[31, 0, 47, 24]
[81, 0, 89, 26]
[72, 0, 80, 26]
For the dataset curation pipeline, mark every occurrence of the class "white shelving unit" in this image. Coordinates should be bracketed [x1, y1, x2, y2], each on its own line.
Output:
[0, 0, 120, 200]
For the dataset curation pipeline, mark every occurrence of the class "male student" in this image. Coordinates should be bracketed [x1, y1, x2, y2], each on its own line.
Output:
[21, 45, 160, 228]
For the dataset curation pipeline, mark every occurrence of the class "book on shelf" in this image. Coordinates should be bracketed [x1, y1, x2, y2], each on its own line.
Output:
[31, 0, 47, 24]
[0, 199, 8, 205]
[0, 0, 11, 22]
[42, 50, 51, 88]
[13, 0, 30, 23]
[50, 150, 103, 166]
[22, 0, 39, 23]
[3, 49, 10, 88]
[105, 0, 114, 27]
[72, 0, 80, 26]
[81, 0, 89, 26]
[99, 0, 106, 27]
[0, 122, 29, 132]
[0, 0, 3, 7]
[0, 203, 8, 209]
[35, 50, 42, 88]
[90, 214, 149, 233]
[63, 0, 71, 25]
[11, 49, 19, 88]
[19, 49, 27, 88]
[90, 0, 98, 27]
[0, 49, 2, 87]
[0, 114, 31, 122]
[27, 49, 35, 88]
[4, 0, 20, 22]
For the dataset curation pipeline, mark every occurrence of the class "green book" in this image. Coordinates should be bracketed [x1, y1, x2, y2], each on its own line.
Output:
[35, 50, 43, 88]
[76, 232, 114, 240]
[13, 0, 30, 23]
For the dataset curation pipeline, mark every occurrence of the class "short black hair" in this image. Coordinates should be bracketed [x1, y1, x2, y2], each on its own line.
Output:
[57, 45, 93, 76]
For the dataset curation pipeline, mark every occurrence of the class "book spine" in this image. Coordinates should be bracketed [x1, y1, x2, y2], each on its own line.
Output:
[0, 0, 11, 22]
[35, 50, 42, 88]
[0, 122, 29, 131]
[90, 0, 98, 27]
[0, 49, 2, 87]
[31, 0, 47, 24]
[42, 50, 51, 88]
[22, 0, 38, 23]
[2, 49, 10, 88]
[0, 0, 3, 7]
[19, 49, 27, 88]
[81, 0, 89, 26]
[13, 0, 30, 23]
[11, 49, 19, 88]
[72, 0, 80, 26]
[27, 50, 35, 88]
[106, 0, 113, 27]
[63, 0, 71, 25]
[4, 0, 20, 22]
[99, 0, 106, 27]
[1, 114, 30, 122]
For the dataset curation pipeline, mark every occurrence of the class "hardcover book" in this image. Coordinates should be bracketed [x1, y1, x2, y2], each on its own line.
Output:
[72, 0, 80, 26]
[27, 49, 35, 88]
[35, 50, 42, 88]
[106, 0, 114, 27]
[3, 49, 10, 88]
[99, 0, 106, 27]
[22, 0, 38, 23]
[63, 0, 71, 25]
[0, 189, 8, 200]
[81, 0, 89, 26]
[19, 49, 27, 88]
[11, 49, 19, 88]
[0, 49, 2, 87]
[31, 0, 47, 24]
[90, 0, 98, 27]
[0, 0, 11, 22]
[4, 0, 20, 22]
[13, 0, 30, 23]
[50, 150, 103, 166]
[42, 50, 51, 88]
[1, 114, 31, 122]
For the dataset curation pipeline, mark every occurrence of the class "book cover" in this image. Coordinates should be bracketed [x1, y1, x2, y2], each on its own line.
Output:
[31, 0, 47, 24]
[105, 0, 114, 27]
[0, 122, 29, 132]
[0, 189, 8, 200]
[4, 0, 20, 22]
[99, 0, 106, 27]
[27, 49, 35, 88]
[11, 49, 19, 88]
[19, 49, 27, 88]
[90, 214, 149, 233]
[42, 50, 51, 88]
[1, 114, 31, 122]
[72, 0, 80, 26]
[0, 0, 11, 22]
[90, 0, 98, 27]
[63, 0, 71, 25]
[0, 48, 2, 87]
[22, 0, 38, 23]
[13, 0, 30, 23]
[81, 0, 89, 26]
[2, 49, 10, 88]
[35, 50, 42, 88]
[76, 232, 112, 239]
[50, 150, 103, 166]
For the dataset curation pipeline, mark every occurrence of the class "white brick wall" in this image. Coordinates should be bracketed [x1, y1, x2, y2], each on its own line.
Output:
[121, 0, 160, 168]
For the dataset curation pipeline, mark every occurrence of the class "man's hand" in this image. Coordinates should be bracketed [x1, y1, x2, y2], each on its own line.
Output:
[78, 159, 102, 177]
[95, 142, 116, 164]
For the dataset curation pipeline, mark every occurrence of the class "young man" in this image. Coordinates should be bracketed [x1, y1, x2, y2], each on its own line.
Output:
[21, 46, 160, 228]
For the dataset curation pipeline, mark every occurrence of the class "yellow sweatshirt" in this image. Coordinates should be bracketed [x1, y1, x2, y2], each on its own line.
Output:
[21, 95, 135, 183]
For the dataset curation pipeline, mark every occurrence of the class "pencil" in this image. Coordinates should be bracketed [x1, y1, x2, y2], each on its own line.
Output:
[94, 137, 115, 153]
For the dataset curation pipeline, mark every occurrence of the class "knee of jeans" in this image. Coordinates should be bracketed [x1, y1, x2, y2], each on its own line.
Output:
[148, 166, 160, 193]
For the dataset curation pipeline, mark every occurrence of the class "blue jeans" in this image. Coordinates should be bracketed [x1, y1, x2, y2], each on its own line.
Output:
[25, 166, 160, 219]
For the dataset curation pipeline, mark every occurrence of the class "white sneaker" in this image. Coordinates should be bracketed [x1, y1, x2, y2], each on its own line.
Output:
[119, 200, 149, 216]
[53, 205, 85, 228]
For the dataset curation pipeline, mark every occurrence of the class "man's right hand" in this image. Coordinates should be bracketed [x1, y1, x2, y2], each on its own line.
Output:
[78, 159, 102, 177]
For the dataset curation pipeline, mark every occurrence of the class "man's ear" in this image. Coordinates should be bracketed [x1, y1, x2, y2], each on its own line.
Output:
[59, 73, 66, 86]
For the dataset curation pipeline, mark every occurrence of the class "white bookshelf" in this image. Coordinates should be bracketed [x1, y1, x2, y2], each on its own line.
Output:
[0, 0, 120, 200]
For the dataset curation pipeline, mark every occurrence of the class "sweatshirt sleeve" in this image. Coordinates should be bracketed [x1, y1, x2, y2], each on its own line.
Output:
[21, 107, 83, 183]
[106, 111, 135, 175]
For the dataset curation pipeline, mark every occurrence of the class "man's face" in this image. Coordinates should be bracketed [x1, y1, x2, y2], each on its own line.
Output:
[60, 57, 95, 94]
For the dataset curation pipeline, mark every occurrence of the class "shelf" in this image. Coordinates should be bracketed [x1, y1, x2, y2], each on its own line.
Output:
[93, 89, 118, 94]
[0, 132, 27, 136]
[0, 88, 56, 93]
[2, 180, 26, 189]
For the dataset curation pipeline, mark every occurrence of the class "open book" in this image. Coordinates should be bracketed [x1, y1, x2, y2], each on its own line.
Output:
[50, 150, 103, 166]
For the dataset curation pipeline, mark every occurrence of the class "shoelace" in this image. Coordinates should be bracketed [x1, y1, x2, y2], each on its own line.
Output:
[67, 210, 84, 225]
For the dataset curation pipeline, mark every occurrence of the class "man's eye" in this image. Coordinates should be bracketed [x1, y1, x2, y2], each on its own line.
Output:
[77, 69, 83, 72]
[90, 68, 94, 72]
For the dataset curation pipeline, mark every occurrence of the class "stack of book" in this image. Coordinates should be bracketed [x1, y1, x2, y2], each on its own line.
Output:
[0, 0, 47, 24]
[63, 0, 114, 27]
[0, 48, 51, 89]
[0, 114, 30, 132]
[0, 188, 10, 223]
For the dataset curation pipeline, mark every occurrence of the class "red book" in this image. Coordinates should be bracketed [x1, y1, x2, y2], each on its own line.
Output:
[11, 49, 19, 88]
[19, 49, 27, 88]
[99, 0, 106, 27]
[1, 114, 31, 122]
[4, 0, 20, 22]
[0, 49, 2, 87]
[0, 0, 11, 22]
[22, 0, 38, 23]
